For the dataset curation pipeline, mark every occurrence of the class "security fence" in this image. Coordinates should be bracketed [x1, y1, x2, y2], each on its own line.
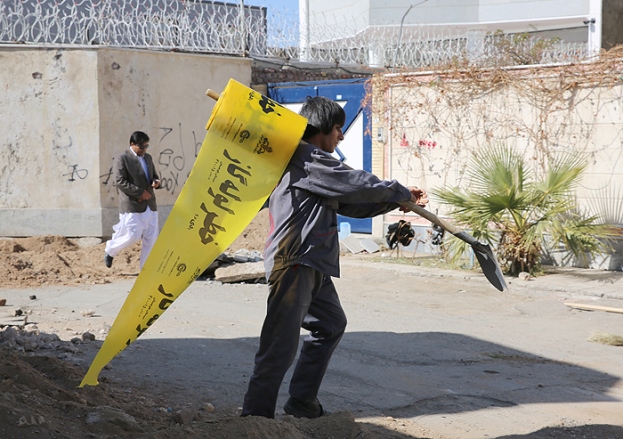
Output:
[0, 0, 269, 55]
[0, 0, 589, 69]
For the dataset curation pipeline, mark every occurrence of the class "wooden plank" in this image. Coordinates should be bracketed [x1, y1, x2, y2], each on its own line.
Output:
[564, 302, 623, 314]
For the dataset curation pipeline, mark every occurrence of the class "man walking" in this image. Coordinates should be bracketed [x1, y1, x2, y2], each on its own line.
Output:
[242, 96, 428, 418]
[104, 131, 161, 270]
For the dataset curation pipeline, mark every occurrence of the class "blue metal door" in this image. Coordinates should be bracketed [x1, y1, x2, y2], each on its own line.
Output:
[268, 79, 373, 233]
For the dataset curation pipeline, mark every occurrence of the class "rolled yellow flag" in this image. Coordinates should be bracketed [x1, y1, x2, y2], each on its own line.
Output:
[80, 79, 307, 387]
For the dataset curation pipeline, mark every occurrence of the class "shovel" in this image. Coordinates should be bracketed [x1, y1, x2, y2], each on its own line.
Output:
[400, 201, 508, 292]
[203, 89, 506, 291]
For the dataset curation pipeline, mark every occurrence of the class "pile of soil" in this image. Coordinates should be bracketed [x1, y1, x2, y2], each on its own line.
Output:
[0, 210, 270, 289]
[0, 333, 380, 439]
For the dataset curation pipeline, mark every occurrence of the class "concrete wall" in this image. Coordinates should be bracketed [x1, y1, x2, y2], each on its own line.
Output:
[374, 67, 623, 269]
[475, 0, 586, 23]
[0, 49, 102, 236]
[380, 78, 623, 214]
[306, 0, 371, 40]
[0, 47, 251, 237]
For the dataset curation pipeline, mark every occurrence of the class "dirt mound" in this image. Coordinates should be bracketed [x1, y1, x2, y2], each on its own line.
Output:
[0, 339, 171, 439]
[14, 235, 77, 253]
[0, 241, 139, 288]
[226, 207, 270, 253]
[0, 326, 378, 439]
[0, 209, 270, 289]
[0, 240, 26, 253]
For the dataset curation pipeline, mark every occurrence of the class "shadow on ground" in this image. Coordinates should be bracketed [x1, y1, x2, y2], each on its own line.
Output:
[100, 331, 619, 419]
[4, 329, 618, 438]
[496, 424, 623, 438]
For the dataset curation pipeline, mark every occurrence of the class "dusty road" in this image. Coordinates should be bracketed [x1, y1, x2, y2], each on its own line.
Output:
[2, 255, 623, 438]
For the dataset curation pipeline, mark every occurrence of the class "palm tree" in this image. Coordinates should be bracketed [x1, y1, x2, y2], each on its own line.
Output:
[432, 144, 614, 275]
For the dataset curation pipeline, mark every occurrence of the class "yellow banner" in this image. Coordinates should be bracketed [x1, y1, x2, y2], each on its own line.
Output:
[80, 79, 307, 387]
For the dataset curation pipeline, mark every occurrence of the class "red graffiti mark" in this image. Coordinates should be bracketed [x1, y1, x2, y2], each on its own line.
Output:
[418, 139, 437, 150]
[401, 133, 410, 147]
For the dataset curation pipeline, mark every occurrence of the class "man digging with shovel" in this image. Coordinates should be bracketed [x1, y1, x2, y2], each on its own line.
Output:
[241, 96, 429, 419]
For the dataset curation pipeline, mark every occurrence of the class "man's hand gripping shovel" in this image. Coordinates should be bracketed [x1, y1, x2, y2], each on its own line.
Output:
[400, 201, 508, 292]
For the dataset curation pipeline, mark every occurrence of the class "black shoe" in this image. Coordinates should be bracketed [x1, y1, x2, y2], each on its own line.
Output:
[104, 253, 114, 268]
[283, 397, 327, 419]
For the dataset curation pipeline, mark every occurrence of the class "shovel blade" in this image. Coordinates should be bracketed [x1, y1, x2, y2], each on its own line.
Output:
[471, 242, 507, 292]
[400, 202, 508, 291]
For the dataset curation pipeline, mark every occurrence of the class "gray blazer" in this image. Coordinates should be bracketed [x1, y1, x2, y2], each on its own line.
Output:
[113, 148, 160, 213]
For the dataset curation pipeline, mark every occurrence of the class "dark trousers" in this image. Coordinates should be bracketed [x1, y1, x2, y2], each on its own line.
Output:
[242, 264, 347, 418]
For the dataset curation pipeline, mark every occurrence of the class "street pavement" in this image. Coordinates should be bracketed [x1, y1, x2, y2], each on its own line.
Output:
[1, 258, 622, 438]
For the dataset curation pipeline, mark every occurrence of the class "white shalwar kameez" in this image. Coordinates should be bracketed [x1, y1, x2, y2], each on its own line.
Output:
[104, 208, 158, 269]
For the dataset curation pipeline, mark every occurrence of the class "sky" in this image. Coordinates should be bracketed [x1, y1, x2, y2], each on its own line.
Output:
[243, 0, 299, 11]
[241, 0, 300, 42]
[243, 0, 299, 19]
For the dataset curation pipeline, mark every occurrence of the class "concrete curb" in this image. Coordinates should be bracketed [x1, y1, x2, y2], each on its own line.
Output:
[340, 257, 623, 301]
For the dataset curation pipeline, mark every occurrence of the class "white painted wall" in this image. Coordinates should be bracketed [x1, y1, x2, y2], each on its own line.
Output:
[279, 100, 364, 170]
[369, 0, 479, 26]
[304, 0, 371, 41]
[0, 49, 102, 236]
[476, 0, 587, 22]
[377, 70, 623, 268]
[383, 80, 623, 213]
[305, 0, 592, 39]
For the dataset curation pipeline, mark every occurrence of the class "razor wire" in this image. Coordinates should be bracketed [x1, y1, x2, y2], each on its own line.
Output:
[0, 0, 270, 55]
[296, 14, 588, 68]
[0, 0, 588, 69]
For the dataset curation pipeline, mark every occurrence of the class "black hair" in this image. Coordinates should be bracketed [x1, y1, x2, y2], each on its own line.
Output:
[299, 96, 346, 140]
[130, 131, 150, 145]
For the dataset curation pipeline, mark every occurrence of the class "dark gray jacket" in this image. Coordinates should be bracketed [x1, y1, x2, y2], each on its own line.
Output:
[113, 148, 159, 213]
[264, 141, 412, 278]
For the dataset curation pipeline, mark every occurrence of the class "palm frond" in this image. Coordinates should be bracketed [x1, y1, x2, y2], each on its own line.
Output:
[548, 213, 614, 257]
[431, 143, 613, 275]
[534, 151, 587, 199]
[469, 145, 531, 196]
[433, 186, 471, 209]
[584, 184, 623, 226]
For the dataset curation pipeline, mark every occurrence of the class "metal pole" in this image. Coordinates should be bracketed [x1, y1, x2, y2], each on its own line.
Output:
[587, 0, 602, 57]
[391, 0, 427, 73]
[300, 0, 310, 62]
[239, 0, 246, 56]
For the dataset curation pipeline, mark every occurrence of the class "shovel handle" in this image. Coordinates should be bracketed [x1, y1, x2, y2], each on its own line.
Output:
[399, 201, 462, 235]
[401, 201, 481, 247]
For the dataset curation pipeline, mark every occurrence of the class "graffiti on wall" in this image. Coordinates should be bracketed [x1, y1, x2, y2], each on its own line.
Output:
[63, 164, 88, 181]
[156, 123, 203, 196]
[395, 132, 446, 182]
[100, 167, 113, 187]
[99, 122, 204, 199]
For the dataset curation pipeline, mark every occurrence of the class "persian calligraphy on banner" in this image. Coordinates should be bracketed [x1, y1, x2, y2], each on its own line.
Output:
[80, 79, 307, 387]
